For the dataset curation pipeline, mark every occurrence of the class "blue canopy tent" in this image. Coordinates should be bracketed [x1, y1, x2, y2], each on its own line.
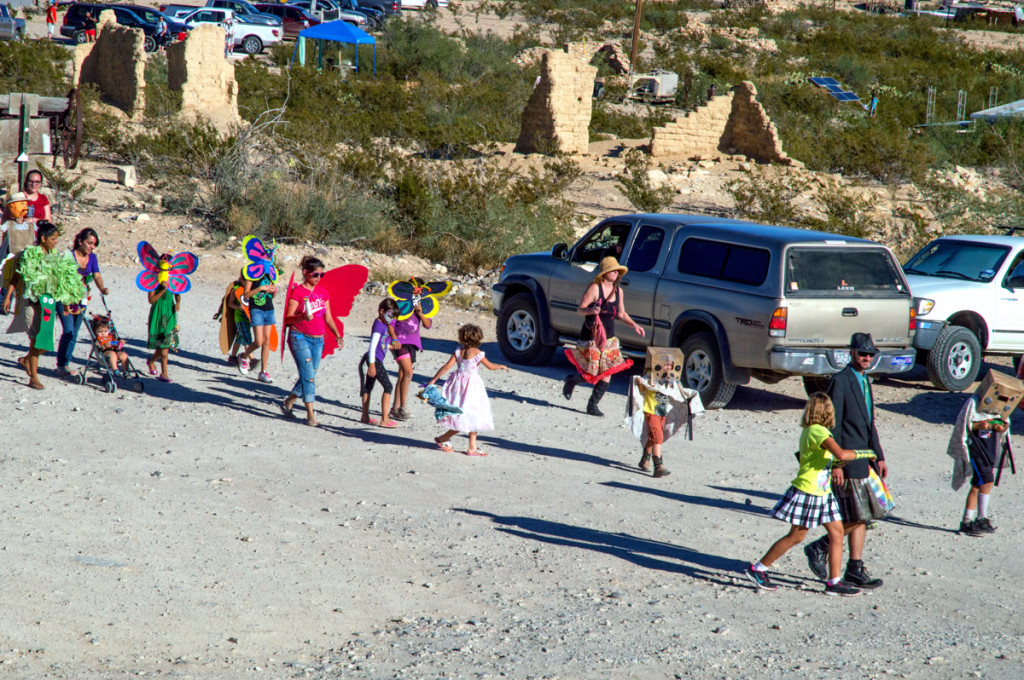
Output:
[291, 21, 376, 75]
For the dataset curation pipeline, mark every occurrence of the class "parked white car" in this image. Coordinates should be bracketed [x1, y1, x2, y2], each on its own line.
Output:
[400, 0, 445, 9]
[179, 6, 282, 53]
[904, 233, 1024, 391]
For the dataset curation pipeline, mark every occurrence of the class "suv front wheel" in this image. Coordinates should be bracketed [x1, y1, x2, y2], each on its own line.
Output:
[926, 324, 982, 392]
[680, 332, 736, 409]
[497, 293, 556, 365]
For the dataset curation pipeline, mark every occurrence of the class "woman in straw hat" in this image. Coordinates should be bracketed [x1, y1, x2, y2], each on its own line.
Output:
[563, 256, 645, 416]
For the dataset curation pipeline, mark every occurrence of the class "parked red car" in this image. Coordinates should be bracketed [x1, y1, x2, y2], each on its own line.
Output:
[253, 3, 318, 39]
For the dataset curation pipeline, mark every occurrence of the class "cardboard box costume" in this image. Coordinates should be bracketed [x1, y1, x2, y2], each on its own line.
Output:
[625, 349, 705, 443]
[946, 369, 1020, 490]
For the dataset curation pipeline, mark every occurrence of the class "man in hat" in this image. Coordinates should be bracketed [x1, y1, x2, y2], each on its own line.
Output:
[804, 332, 887, 590]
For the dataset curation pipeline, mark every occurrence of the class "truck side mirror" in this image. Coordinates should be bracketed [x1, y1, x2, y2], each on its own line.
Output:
[1007, 276, 1024, 290]
[551, 243, 569, 261]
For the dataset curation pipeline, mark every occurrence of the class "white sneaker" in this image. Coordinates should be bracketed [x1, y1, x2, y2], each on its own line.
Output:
[258, 371, 273, 383]
[237, 353, 250, 375]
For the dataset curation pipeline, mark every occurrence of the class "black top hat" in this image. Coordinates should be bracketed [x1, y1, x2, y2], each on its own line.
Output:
[849, 332, 879, 355]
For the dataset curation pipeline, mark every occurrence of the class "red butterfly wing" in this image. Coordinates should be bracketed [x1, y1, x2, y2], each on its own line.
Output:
[319, 265, 368, 358]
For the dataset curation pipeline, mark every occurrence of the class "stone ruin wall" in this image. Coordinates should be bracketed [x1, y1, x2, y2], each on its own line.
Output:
[167, 24, 242, 133]
[73, 10, 146, 119]
[515, 49, 598, 156]
[650, 81, 797, 165]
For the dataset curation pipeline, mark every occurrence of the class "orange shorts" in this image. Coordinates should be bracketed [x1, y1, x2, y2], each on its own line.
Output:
[645, 413, 665, 446]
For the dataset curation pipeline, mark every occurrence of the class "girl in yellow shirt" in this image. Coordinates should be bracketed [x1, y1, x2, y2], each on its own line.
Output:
[746, 392, 875, 596]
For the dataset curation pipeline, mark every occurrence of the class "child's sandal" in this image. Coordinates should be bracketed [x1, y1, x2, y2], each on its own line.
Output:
[435, 437, 453, 453]
[465, 449, 488, 457]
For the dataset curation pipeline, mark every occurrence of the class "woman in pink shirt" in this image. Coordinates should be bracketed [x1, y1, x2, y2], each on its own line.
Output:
[280, 256, 343, 427]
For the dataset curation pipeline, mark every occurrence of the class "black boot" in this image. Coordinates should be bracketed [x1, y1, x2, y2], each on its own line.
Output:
[586, 381, 608, 416]
[563, 374, 579, 401]
[844, 559, 883, 590]
[803, 536, 828, 580]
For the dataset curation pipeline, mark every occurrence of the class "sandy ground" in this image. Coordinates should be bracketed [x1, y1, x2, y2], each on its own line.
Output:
[2, 259, 1024, 679]
[3, 5, 1024, 679]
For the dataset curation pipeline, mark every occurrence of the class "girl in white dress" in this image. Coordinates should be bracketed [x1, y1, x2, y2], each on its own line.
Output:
[426, 324, 509, 456]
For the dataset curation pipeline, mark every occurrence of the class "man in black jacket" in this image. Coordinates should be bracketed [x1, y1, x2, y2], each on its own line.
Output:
[804, 332, 888, 589]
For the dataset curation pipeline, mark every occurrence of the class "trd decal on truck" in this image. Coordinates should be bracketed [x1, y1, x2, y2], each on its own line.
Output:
[734, 317, 764, 328]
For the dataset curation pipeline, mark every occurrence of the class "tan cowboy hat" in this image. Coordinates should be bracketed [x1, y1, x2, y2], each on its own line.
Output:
[594, 256, 628, 283]
[5, 191, 28, 205]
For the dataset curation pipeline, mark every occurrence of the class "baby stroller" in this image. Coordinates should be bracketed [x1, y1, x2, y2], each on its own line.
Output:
[77, 296, 145, 394]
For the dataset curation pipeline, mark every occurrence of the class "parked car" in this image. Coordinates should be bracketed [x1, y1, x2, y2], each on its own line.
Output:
[334, 0, 399, 19]
[205, 0, 281, 26]
[253, 2, 319, 39]
[178, 6, 282, 53]
[333, 0, 383, 26]
[109, 4, 187, 36]
[492, 214, 917, 408]
[400, 0, 445, 9]
[904, 233, 1024, 391]
[0, 4, 27, 40]
[286, 0, 339, 21]
[61, 3, 168, 51]
[159, 4, 201, 19]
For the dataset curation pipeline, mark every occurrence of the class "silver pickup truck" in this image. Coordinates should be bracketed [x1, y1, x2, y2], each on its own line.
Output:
[492, 214, 917, 408]
[0, 4, 27, 40]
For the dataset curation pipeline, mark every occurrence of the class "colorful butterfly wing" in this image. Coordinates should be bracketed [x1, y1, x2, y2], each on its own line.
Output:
[421, 281, 452, 298]
[320, 264, 369, 358]
[417, 295, 442, 318]
[165, 273, 191, 295]
[136, 270, 160, 292]
[242, 236, 277, 283]
[395, 298, 417, 320]
[387, 279, 418, 302]
[167, 251, 199, 276]
[137, 241, 160, 272]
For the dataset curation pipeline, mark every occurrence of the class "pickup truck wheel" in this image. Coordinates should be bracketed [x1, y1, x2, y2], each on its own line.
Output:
[143, 35, 157, 52]
[497, 292, 555, 365]
[242, 35, 262, 55]
[926, 324, 982, 392]
[680, 332, 736, 409]
[802, 376, 831, 396]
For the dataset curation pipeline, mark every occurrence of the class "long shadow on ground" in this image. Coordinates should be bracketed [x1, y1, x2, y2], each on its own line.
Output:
[455, 508, 748, 585]
[601, 481, 770, 518]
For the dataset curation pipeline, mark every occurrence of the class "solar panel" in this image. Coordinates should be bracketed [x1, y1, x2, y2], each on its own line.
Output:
[837, 92, 861, 102]
[827, 84, 845, 93]
[810, 77, 841, 87]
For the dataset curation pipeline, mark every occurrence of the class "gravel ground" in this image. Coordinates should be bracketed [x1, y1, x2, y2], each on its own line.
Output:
[1, 266, 1023, 679]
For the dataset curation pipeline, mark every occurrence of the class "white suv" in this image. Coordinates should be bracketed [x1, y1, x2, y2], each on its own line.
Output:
[904, 234, 1024, 391]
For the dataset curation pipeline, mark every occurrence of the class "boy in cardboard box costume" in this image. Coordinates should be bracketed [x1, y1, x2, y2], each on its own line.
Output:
[946, 369, 1019, 536]
[625, 348, 704, 478]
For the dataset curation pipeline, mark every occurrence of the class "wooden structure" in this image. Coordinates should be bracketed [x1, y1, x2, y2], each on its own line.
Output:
[0, 90, 82, 189]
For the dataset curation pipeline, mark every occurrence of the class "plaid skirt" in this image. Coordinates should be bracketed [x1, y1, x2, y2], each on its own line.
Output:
[770, 486, 842, 529]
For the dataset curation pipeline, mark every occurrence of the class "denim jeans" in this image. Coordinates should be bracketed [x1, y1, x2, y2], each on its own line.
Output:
[56, 302, 86, 369]
[288, 331, 324, 403]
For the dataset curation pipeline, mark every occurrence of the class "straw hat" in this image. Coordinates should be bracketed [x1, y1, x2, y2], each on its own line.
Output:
[594, 256, 628, 283]
[5, 191, 28, 205]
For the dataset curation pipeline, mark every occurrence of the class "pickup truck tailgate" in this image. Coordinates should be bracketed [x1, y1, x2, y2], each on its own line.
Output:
[782, 246, 912, 348]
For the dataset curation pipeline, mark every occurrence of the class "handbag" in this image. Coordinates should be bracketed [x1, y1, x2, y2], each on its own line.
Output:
[865, 467, 895, 514]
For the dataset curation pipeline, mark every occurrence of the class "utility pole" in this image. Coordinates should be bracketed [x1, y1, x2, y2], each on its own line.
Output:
[629, 0, 643, 75]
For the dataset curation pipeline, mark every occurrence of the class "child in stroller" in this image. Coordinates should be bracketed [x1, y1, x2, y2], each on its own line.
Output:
[78, 303, 144, 393]
[93, 316, 130, 376]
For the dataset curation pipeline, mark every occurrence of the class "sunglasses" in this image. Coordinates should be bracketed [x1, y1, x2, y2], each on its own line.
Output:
[853, 351, 876, 359]
[306, 271, 324, 278]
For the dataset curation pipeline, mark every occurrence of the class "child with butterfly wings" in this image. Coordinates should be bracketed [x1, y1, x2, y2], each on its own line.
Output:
[138, 243, 198, 383]
[386, 277, 452, 421]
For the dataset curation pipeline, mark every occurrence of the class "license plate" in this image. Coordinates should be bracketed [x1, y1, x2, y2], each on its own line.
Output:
[890, 356, 914, 367]
[832, 349, 850, 366]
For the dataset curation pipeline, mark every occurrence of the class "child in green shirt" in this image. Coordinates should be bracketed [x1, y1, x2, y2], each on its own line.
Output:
[746, 392, 876, 596]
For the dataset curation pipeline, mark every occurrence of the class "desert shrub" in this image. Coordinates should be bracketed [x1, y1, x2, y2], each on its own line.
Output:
[37, 165, 95, 215]
[590, 102, 672, 141]
[0, 39, 69, 96]
[616, 150, 675, 213]
[143, 53, 182, 119]
[725, 168, 809, 226]
[815, 183, 883, 239]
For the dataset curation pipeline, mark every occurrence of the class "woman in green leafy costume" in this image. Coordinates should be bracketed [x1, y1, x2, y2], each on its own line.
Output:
[2, 222, 86, 389]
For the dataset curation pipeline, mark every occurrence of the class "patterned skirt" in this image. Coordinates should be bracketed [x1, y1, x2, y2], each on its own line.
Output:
[565, 337, 633, 385]
[770, 486, 842, 529]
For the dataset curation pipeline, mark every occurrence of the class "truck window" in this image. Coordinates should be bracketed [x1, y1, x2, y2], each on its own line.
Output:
[903, 241, 1010, 282]
[626, 225, 665, 273]
[678, 238, 769, 286]
[786, 248, 906, 297]
[573, 223, 631, 265]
